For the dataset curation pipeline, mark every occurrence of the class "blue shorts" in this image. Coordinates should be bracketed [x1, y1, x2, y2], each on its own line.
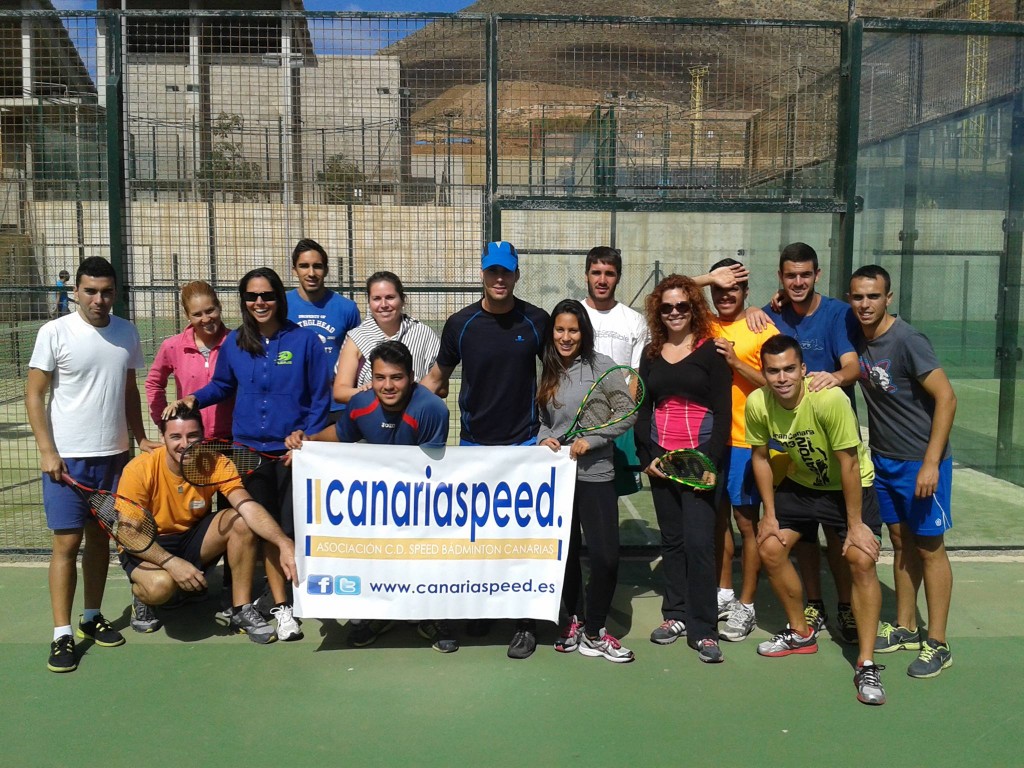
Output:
[42, 452, 130, 531]
[716, 446, 761, 508]
[872, 453, 953, 536]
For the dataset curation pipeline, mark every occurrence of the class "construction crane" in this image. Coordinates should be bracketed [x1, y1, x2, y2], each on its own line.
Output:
[963, 0, 990, 159]
[689, 65, 710, 163]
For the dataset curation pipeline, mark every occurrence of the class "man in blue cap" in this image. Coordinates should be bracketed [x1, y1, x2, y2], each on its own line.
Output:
[422, 240, 549, 659]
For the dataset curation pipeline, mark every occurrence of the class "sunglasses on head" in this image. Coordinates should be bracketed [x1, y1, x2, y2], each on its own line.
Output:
[658, 301, 691, 316]
[243, 291, 277, 303]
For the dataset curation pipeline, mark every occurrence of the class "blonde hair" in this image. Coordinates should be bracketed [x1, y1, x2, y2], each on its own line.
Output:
[180, 280, 221, 314]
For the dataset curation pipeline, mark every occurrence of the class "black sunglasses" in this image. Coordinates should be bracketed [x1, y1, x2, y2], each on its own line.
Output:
[658, 301, 691, 316]
[243, 291, 277, 303]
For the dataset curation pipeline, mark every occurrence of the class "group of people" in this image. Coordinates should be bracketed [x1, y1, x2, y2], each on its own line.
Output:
[28, 237, 957, 708]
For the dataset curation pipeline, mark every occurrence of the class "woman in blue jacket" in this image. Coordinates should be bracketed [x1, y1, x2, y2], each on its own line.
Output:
[166, 267, 331, 642]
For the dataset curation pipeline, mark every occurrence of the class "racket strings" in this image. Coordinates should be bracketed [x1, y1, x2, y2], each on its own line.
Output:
[181, 443, 252, 486]
[577, 377, 638, 430]
[661, 450, 716, 489]
[89, 494, 157, 553]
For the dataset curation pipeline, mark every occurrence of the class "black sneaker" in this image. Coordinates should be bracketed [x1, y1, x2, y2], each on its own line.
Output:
[130, 596, 163, 634]
[76, 613, 125, 647]
[693, 637, 725, 664]
[649, 619, 686, 645]
[229, 603, 277, 645]
[803, 602, 828, 637]
[507, 621, 537, 660]
[347, 619, 396, 648]
[907, 639, 953, 679]
[47, 634, 77, 673]
[418, 620, 459, 653]
[835, 603, 858, 645]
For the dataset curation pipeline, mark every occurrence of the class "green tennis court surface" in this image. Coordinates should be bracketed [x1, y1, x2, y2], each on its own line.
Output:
[3, 555, 1021, 768]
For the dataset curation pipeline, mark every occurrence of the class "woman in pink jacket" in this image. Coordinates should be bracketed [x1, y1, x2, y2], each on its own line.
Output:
[146, 280, 233, 439]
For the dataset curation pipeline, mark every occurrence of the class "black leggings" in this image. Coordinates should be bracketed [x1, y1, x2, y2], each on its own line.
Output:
[241, 451, 293, 536]
[650, 475, 717, 643]
[561, 479, 621, 636]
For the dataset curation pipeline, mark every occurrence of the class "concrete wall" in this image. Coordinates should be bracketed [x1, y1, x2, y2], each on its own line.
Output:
[26, 199, 1007, 326]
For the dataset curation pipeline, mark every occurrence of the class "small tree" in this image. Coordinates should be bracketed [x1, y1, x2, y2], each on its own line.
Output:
[199, 112, 264, 202]
[317, 153, 367, 204]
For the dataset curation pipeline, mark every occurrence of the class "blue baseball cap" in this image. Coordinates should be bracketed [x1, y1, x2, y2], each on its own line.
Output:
[481, 241, 519, 271]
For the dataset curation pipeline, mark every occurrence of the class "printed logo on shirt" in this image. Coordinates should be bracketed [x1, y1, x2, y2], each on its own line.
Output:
[859, 357, 896, 394]
[275, 351, 294, 365]
[380, 421, 395, 430]
[514, 335, 525, 342]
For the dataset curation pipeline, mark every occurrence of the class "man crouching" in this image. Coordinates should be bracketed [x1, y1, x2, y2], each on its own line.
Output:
[117, 403, 297, 643]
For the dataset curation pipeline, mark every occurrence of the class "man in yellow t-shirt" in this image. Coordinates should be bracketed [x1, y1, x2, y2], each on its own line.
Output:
[117, 404, 296, 644]
[708, 257, 779, 642]
[745, 335, 887, 706]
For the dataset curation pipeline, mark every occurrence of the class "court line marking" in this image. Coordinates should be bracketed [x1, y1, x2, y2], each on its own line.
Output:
[620, 494, 660, 545]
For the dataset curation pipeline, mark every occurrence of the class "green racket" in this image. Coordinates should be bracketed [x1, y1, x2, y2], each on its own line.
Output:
[561, 365, 643, 444]
[659, 449, 717, 490]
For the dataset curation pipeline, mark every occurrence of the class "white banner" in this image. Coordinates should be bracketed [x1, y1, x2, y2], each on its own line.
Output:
[291, 442, 576, 622]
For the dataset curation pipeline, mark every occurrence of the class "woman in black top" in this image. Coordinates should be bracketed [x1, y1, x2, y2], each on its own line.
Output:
[635, 274, 731, 663]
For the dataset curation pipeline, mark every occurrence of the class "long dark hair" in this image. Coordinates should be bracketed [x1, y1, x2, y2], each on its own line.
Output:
[537, 298, 595, 410]
[236, 267, 289, 355]
[644, 274, 715, 359]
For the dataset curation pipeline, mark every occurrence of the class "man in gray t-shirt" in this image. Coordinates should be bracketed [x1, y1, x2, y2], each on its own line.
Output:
[850, 265, 957, 680]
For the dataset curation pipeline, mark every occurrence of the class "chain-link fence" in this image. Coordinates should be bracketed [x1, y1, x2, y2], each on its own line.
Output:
[2, 9, 1023, 550]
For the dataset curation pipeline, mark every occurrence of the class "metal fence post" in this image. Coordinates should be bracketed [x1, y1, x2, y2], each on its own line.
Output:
[104, 10, 128, 317]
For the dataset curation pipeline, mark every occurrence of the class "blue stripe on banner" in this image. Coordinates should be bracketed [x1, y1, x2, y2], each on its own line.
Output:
[305, 536, 310, 557]
[557, 538, 562, 561]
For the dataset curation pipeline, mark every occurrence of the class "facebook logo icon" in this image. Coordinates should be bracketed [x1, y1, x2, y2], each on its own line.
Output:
[307, 574, 334, 595]
[306, 574, 361, 596]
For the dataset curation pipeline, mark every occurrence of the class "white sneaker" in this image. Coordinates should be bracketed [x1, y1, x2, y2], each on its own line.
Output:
[578, 628, 635, 663]
[717, 595, 737, 622]
[271, 604, 303, 641]
[720, 602, 756, 642]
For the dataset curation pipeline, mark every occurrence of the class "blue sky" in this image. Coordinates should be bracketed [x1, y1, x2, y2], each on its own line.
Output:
[51, 1, 473, 10]
[306, 2, 472, 10]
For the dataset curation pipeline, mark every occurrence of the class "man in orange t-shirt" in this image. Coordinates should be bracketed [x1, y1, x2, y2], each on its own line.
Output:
[117, 404, 296, 644]
[709, 257, 779, 642]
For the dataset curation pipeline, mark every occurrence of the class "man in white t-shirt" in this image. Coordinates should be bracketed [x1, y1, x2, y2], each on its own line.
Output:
[26, 257, 159, 673]
[581, 247, 649, 496]
[582, 246, 649, 370]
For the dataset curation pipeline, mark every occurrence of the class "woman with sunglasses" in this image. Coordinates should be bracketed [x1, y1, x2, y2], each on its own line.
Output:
[537, 299, 637, 663]
[636, 274, 731, 664]
[164, 267, 331, 643]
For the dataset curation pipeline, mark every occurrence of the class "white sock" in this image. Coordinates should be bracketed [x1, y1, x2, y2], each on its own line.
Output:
[82, 608, 100, 623]
[741, 602, 755, 614]
[717, 588, 735, 603]
[53, 625, 73, 641]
